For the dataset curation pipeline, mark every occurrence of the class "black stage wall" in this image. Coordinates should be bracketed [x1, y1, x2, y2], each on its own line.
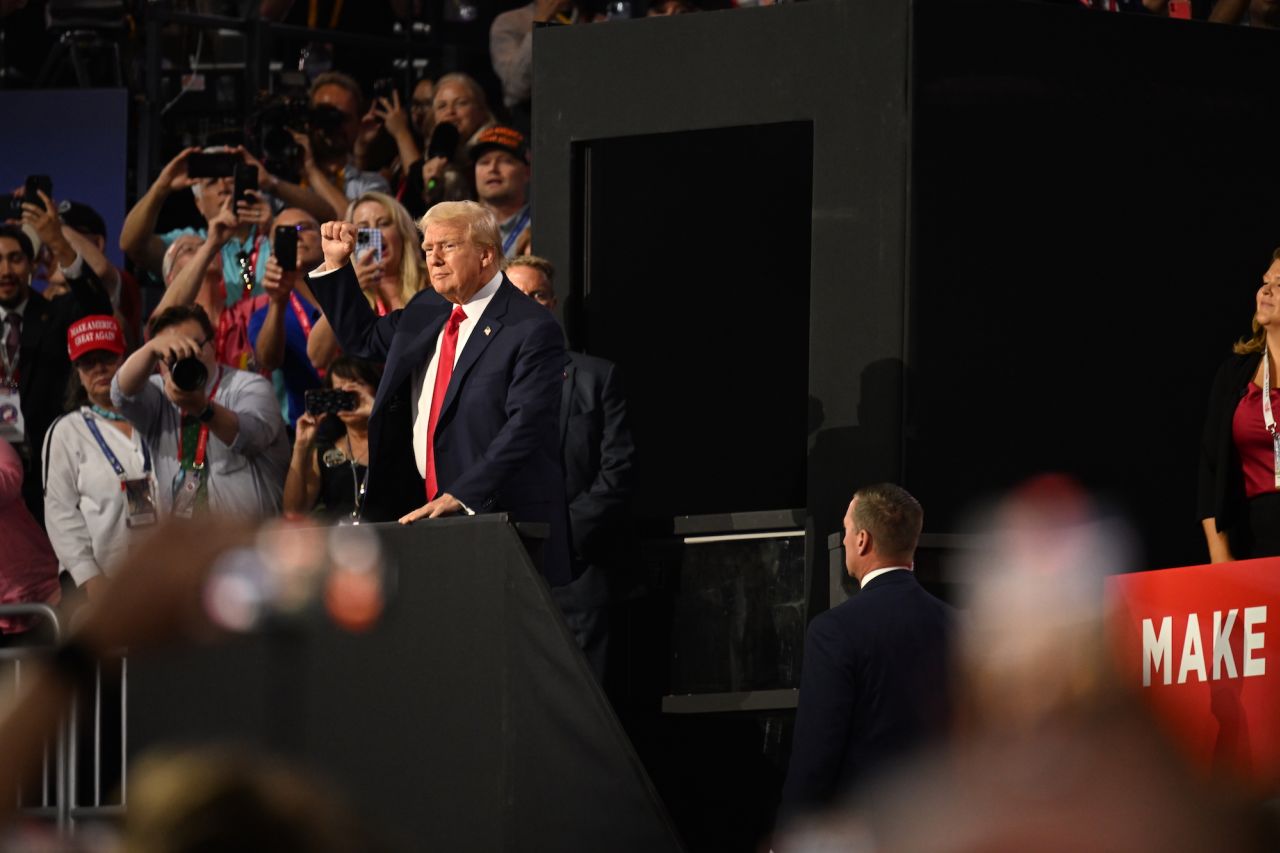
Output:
[535, 0, 1280, 574]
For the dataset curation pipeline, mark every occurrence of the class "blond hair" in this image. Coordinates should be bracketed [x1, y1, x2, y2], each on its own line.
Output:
[346, 192, 426, 308]
[1233, 247, 1280, 355]
[420, 201, 505, 270]
[506, 254, 554, 284]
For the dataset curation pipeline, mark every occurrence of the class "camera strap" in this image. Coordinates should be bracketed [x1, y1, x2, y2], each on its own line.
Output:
[176, 366, 224, 470]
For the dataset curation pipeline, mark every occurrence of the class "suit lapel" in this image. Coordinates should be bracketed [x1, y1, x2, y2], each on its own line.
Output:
[559, 355, 576, 446]
[16, 293, 50, 398]
[373, 305, 448, 415]
[437, 280, 512, 420]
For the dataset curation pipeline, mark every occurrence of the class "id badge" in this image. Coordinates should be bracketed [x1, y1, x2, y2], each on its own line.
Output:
[0, 388, 23, 445]
[171, 468, 203, 519]
[123, 476, 158, 528]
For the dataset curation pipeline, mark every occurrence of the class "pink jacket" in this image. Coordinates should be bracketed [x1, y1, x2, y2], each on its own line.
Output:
[0, 438, 61, 632]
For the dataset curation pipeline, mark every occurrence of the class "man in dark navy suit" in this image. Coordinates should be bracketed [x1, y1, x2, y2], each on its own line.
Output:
[506, 255, 635, 677]
[307, 202, 570, 585]
[780, 483, 954, 818]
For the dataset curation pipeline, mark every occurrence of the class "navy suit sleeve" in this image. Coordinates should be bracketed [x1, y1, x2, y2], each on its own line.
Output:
[781, 611, 858, 813]
[569, 361, 635, 559]
[448, 316, 564, 509]
[306, 264, 401, 361]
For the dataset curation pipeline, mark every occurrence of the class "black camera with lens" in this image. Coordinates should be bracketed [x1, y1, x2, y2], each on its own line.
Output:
[170, 357, 208, 393]
[249, 95, 350, 184]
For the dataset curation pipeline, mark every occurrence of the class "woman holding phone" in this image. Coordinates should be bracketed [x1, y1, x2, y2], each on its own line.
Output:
[304, 192, 425, 372]
[283, 356, 381, 522]
[1200, 249, 1280, 562]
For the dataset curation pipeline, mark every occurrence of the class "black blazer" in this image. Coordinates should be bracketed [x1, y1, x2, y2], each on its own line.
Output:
[17, 267, 111, 522]
[308, 264, 572, 585]
[780, 570, 953, 816]
[560, 352, 634, 571]
[1198, 352, 1261, 535]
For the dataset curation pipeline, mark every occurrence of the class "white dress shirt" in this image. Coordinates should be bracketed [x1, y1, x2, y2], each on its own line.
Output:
[411, 270, 503, 478]
[860, 565, 911, 588]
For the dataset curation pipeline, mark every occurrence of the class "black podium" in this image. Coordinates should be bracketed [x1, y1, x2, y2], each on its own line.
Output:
[128, 516, 681, 852]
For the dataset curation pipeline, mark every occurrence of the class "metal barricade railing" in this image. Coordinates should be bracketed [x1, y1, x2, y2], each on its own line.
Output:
[0, 603, 128, 835]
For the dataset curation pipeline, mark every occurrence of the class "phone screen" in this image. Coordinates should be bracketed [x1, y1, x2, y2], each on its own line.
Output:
[274, 225, 299, 272]
[356, 228, 383, 265]
[233, 164, 258, 207]
[23, 175, 52, 209]
[186, 152, 237, 179]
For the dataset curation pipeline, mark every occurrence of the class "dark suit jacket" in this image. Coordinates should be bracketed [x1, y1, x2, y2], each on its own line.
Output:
[781, 569, 953, 816]
[308, 264, 571, 585]
[561, 352, 634, 574]
[17, 267, 111, 522]
[1198, 352, 1260, 538]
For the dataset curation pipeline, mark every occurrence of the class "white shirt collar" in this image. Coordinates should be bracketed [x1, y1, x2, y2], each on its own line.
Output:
[459, 269, 503, 315]
[859, 565, 911, 589]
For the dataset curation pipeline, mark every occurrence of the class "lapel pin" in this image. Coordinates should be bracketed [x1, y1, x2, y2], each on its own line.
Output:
[483, 326, 492, 336]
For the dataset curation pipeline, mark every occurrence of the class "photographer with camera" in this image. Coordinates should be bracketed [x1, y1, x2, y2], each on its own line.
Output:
[267, 73, 392, 226]
[111, 305, 289, 517]
[249, 208, 327, 427]
[283, 355, 381, 521]
[119, 147, 282, 304]
[150, 198, 269, 373]
[1, 189, 112, 522]
[404, 73, 496, 214]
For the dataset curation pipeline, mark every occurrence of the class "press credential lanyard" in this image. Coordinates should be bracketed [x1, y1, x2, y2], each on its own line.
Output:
[177, 367, 224, 470]
[501, 207, 532, 257]
[83, 413, 152, 483]
[1263, 348, 1280, 489]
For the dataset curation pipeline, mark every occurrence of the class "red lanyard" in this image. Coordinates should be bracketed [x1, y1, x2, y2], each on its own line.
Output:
[375, 297, 390, 317]
[176, 366, 224, 469]
[289, 292, 315, 338]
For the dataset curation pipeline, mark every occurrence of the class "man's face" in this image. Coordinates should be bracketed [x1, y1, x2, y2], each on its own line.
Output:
[274, 208, 323, 269]
[193, 175, 233, 222]
[311, 83, 361, 151]
[0, 236, 32, 308]
[507, 265, 556, 310]
[410, 79, 436, 139]
[432, 81, 486, 142]
[422, 221, 494, 305]
[475, 150, 530, 209]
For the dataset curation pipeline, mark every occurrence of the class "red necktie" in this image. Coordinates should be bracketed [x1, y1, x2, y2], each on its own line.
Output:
[425, 305, 467, 501]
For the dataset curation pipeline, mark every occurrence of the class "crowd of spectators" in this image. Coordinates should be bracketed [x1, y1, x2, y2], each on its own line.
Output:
[0, 28, 642, 658]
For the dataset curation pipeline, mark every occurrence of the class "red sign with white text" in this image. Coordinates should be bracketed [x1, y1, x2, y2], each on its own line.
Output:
[1106, 558, 1280, 790]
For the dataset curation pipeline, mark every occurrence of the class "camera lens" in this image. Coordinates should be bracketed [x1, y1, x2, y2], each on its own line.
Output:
[171, 357, 208, 392]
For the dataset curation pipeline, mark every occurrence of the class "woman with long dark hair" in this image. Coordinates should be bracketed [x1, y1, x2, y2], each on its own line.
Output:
[284, 356, 381, 522]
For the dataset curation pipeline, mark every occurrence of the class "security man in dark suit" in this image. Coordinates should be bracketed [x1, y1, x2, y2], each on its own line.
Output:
[506, 256, 635, 678]
[0, 205, 111, 523]
[780, 483, 953, 817]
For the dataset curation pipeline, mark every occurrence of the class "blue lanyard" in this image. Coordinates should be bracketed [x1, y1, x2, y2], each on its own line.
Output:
[82, 413, 151, 479]
[501, 207, 532, 256]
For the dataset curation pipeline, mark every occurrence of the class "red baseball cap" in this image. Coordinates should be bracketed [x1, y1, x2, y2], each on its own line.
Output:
[67, 315, 125, 362]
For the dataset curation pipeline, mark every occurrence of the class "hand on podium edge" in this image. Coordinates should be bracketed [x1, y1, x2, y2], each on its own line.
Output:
[399, 493, 464, 524]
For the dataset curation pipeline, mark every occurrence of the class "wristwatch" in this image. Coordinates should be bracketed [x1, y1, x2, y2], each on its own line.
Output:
[197, 403, 215, 423]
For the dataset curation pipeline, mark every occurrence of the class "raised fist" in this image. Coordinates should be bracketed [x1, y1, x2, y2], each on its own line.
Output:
[319, 221, 358, 271]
